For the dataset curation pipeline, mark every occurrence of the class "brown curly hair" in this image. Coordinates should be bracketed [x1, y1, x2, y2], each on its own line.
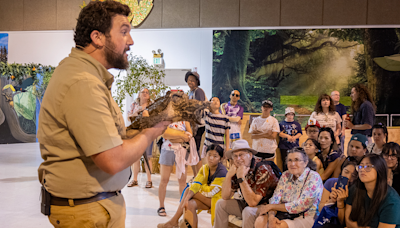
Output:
[314, 94, 335, 114]
[351, 84, 376, 114]
[74, 1, 131, 48]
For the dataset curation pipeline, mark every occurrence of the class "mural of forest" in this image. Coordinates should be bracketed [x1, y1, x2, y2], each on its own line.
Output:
[212, 28, 400, 122]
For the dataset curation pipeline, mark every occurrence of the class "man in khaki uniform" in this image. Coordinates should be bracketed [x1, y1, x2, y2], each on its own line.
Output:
[37, 1, 169, 227]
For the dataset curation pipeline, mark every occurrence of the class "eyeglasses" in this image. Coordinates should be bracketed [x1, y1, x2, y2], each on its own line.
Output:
[356, 165, 375, 172]
[287, 159, 304, 164]
[382, 154, 398, 160]
[232, 152, 249, 159]
[231, 93, 240, 97]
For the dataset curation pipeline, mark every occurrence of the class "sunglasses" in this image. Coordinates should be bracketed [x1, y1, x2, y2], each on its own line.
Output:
[231, 93, 240, 97]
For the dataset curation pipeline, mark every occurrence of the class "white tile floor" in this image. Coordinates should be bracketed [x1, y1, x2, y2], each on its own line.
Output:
[0, 143, 211, 228]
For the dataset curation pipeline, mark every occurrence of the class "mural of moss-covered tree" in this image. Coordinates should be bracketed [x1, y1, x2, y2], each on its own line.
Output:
[213, 28, 400, 123]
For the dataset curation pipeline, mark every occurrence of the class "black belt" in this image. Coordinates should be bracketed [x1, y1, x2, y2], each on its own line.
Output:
[50, 191, 120, 206]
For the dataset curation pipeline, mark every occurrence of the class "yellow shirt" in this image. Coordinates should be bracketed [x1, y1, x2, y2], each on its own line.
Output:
[38, 48, 130, 199]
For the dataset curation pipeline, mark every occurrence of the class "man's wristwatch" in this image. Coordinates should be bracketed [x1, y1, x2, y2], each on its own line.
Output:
[237, 178, 244, 183]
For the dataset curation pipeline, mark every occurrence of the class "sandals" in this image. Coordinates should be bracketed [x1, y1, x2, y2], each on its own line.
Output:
[158, 207, 167, 217]
[145, 181, 153, 188]
[127, 180, 138, 187]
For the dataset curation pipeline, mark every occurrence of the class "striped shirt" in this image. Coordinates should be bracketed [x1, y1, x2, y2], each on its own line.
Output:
[203, 111, 230, 148]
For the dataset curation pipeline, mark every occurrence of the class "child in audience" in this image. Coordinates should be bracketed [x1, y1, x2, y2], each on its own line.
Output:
[367, 123, 388, 155]
[305, 118, 320, 141]
[304, 138, 323, 175]
[157, 144, 227, 228]
[202, 97, 230, 159]
[339, 154, 400, 227]
[249, 100, 280, 160]
[278, 107, 302, 171]
[318, 127, 341, 181]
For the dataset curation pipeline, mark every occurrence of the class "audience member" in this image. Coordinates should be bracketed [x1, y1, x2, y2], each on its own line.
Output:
[202, 97, 230, 159]
[342, 154, 400, 228]
[127, 88, 154, 188]
[305, 118, 321, 141]
[318, 127, 342, 181]
[332, 133, 368, 178]
[249, 100, 279, 160]
[331, 90, 347, 154]
[158, 121, 192, 217]
[214, 140, 280, 228]
[310, 94, 342, 145]
[382, 142, 400, 195]
[304, 138, 323, 175]
[255, 147, 323, 228]
[186, 71, 206, 175]
[344, 84, 376, 142]
[223, 90, 244, 147]
[367, 123, 388, 155]
[157, 144, 227, 228]
[279, 107, 303, 171]
[318, 157, 359, 212]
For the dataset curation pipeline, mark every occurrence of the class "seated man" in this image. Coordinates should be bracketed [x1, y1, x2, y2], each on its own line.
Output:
[214, 140, 281, 228]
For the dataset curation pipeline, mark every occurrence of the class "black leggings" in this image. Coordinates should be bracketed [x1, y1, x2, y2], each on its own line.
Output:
[194, 126, 205, 157]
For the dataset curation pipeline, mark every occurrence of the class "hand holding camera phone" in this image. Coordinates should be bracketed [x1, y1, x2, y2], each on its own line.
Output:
[336, 175, 349, 190]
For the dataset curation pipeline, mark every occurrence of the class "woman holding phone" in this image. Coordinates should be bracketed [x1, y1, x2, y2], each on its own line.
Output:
[339, 154, 400, 227]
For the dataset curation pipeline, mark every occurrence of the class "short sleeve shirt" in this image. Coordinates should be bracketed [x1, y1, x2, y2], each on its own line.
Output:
[37, 48, 130, 198]
[346, 185, 400, 227]
[231, 159, 280, 205]
[225, 102, 244, 119]
[318, 150, 341, 170]
[310, 111, 342, 133]
[324, 178, 338, 192]
[269, 168, 323, 218]
[335, 103, 347, 117]
[189, 87, 206, 101]
[249, 116, 280, 154]
[203, 111, 230, 147]
[351, 100, 375, 137]
[278, 120, 303, 150]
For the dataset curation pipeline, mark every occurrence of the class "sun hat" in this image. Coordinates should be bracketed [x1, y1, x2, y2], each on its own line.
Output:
[185, 71, 200, 86]
[285, 107, 295, 115]
[225, 139, 258, 159]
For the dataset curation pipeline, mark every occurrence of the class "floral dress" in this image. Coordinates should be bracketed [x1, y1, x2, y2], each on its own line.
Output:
[269, 167, 323, 218]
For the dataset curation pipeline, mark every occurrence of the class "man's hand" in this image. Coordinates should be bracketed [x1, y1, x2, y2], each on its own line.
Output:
[236, 165, 250, 179]
[227, 164, 237, 179]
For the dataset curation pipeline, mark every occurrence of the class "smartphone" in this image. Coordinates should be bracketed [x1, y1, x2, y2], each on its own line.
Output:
[336, 175, 349, 189]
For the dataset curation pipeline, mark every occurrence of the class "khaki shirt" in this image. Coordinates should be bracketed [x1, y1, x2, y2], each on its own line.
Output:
[38, 48, 130, 199]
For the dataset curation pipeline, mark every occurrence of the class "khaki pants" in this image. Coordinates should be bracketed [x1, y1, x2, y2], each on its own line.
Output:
[214, 199, 261, 228]
[49, 193, 126, 228]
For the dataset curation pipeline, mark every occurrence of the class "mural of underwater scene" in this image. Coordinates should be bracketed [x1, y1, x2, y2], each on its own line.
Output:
[212, 29, 400, 125]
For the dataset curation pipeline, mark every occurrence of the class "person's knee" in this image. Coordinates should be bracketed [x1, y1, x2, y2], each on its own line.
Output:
[215, 199, 227, 211]
[187, 200, 197, 211]
[254, 215, 266, 228]
[242, 207, 256, 220]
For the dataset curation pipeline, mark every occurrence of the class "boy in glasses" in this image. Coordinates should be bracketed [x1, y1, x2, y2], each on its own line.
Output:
[223, 90, 244, 148]
[248, 100, 279, 161]
[305, 118, 320, 141]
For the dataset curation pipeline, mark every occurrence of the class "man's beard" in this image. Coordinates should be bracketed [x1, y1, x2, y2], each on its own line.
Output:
[104, 38, 129, 70]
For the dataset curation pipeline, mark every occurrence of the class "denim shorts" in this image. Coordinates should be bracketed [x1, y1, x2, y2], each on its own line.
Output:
[145, 141, 153, 157]
[159, 149, 176, 166]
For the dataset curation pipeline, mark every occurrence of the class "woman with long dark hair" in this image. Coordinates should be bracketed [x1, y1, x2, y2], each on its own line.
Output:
[344, 84, 376, 142]
[340, 154, 400, 228]
[310, 94, 342, 145]
[382, 142, 400, 195]
[318, 127, 342, 181]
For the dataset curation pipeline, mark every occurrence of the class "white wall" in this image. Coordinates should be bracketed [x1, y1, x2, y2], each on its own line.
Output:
[4, 28, 213, 123]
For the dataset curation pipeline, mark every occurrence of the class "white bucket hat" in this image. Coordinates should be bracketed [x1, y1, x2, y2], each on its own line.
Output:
[225, 139, 258, 159]
[285, 107, 295, 115]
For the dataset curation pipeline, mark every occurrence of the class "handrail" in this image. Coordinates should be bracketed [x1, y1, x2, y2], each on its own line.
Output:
[390, 114, 400, 127]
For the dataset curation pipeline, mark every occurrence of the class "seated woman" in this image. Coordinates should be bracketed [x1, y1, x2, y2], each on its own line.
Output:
[318, 156, 359, 212]
[318, 127, 342, 181]
[254, 147, 323, 228]
[339, 154, 400, 228]
[304, 138, 323, 175]
[157, 144, 227, 228]
[382, 142, 400, 195]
